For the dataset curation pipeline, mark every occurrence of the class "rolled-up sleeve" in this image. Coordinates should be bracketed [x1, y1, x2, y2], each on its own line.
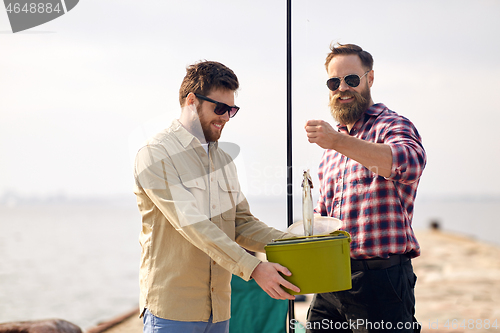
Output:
[384, 118, 427, 185]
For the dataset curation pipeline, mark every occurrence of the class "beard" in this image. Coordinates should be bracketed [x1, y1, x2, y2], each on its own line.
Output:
[197, 104, 222, 142]
[329, 85, 371, 126]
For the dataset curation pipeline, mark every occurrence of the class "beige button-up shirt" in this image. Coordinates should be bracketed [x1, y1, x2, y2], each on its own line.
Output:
[134, 120, 287, 323]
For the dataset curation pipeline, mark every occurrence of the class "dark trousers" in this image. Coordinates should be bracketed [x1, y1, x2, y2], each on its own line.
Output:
[306, 259, 421, 332]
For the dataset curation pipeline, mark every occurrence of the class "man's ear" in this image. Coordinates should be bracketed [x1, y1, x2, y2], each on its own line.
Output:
[184, 92, 197, 107]
[368, 70, 374, 88]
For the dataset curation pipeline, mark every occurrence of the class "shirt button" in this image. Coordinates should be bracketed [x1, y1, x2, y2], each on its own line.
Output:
[212, 205, 216, 209]
[213, 260, 216, 265]
[211, 287, 214, 292]
[239, 272, 243, 277]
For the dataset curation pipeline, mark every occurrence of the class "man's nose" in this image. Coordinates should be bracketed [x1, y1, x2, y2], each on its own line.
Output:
[220, 111, 230, 122]
[338, 78, 350, 92]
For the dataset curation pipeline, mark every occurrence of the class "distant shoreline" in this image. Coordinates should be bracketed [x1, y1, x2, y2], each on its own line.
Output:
[1, 192, 500, 206]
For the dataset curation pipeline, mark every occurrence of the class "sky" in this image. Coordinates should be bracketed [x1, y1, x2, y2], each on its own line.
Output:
[1, 0, 500, 202]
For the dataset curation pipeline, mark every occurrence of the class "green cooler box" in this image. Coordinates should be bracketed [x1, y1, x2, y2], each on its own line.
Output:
[265, 230, 352, 295]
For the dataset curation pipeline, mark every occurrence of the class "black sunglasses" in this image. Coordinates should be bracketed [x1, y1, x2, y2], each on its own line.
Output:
[194, 93, 240, 118]
[326, 71, 370, 91]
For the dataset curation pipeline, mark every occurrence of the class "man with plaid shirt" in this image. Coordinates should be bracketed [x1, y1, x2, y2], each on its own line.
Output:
[304, 43, 426, 332]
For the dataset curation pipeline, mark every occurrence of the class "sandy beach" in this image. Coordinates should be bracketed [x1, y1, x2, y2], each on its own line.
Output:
[86, 229, 500, 333]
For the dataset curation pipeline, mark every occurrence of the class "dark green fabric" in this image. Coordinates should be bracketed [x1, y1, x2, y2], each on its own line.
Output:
[230, 275, 288, 333]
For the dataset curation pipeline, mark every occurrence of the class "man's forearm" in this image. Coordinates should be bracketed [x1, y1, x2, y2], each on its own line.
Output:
[333, 133, 392, 178]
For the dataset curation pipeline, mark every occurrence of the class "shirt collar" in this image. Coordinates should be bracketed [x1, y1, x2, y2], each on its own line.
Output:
[336, 103, 388, 132]
[365, 103, 387, 117]
[170, 119, 218, 150]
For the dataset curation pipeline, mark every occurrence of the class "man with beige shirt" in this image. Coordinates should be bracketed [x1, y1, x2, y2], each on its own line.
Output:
[133, 60, 299, 333]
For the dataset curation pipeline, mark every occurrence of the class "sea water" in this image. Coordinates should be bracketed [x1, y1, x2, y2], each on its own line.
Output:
[0, 195, 499, 329]
[0, 197, 141, 330]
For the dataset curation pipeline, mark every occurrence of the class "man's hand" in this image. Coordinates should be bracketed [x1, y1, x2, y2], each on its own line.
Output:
[305, 119, 339, 149]
[251, 262, 300, 300]
[305, 119, 393, 177]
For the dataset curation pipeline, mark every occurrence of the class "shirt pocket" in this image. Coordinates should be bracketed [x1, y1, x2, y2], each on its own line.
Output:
[217, 178, 239, 221]
[348, 168, 376, 201]
[178, 173, 207, 209]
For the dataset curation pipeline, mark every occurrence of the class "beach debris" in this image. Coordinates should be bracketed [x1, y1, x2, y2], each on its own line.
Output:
[429, 219, 441, 230]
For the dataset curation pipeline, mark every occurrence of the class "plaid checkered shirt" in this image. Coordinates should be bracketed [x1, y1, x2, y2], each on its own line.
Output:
[315, 103, 426, 259]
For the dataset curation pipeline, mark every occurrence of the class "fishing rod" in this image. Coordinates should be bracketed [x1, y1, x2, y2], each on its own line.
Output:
[286, 0, 295, 331]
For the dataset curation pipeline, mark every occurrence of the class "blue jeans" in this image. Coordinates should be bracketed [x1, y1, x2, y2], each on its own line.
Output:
[143, 309, 229, 333]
